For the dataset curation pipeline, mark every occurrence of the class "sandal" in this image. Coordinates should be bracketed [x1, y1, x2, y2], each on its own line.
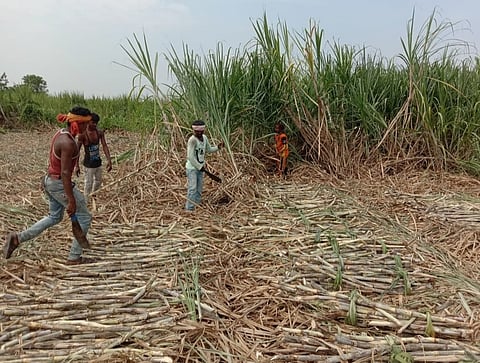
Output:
[65, 256, 97, 265]
[4, 232, 19, 259]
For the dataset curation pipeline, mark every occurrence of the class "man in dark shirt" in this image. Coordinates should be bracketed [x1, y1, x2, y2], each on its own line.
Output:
[75, 113, 112, 198]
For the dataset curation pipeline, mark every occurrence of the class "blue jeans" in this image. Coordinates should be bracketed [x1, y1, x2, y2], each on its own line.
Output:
[185, 168, 204, 211]
[18, 176, 92, 260]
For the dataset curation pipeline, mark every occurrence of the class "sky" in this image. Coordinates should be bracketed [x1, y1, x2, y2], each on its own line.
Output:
[1, 0, 479, 98]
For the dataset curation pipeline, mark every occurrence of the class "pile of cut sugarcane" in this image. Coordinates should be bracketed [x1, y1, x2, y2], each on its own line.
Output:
[1, 131, 479, 362]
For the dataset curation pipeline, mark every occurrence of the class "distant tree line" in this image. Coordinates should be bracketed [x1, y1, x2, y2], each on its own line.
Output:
[0, 72, 48, 93]
[0, 72, 50, 127]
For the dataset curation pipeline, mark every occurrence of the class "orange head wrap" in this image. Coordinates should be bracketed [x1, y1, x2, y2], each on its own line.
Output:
[56, 113, 92, 136]
[56, 113, 92, 123]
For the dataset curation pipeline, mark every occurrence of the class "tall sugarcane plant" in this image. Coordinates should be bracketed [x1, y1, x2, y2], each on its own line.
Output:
[121, 9, 480, 175]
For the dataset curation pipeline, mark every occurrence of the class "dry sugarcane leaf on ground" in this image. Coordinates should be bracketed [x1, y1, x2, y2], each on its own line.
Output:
[1, 131, 480, 362]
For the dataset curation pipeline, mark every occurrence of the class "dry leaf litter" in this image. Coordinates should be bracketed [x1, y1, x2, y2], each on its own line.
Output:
[0, 130, 479, 362]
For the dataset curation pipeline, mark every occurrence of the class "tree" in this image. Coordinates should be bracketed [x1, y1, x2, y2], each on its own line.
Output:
[21, 74, 48, 93]
[0, 72, 8, 90]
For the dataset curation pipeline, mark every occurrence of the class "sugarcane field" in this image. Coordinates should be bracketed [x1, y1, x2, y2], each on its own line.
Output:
[1, 127, 479, 363]
[3, 7, 480, 362]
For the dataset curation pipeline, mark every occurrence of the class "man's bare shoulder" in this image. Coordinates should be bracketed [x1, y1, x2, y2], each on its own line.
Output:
[54, 132, 76, 151]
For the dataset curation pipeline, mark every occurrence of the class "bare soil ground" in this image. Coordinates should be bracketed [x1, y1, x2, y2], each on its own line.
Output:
[1, 129, 480, 362]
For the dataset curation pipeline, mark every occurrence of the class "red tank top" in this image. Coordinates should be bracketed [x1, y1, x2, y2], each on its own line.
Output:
[47, 129, 79, 177]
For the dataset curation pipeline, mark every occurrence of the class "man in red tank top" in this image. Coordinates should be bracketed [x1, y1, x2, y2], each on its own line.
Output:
[3, 106, 95, 265]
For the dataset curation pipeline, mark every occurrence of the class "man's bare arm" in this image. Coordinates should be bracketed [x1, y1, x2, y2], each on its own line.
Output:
[99, 130, 112, 171]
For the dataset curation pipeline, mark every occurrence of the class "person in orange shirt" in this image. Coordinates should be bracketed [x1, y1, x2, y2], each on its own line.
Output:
[274, 122, 289, 176]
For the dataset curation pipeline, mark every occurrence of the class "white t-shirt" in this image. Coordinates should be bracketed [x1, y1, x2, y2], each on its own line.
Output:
[185, 134, 218, 170]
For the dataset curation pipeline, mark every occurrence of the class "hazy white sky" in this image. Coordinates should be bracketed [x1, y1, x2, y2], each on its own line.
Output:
[1, 0, 479, 98]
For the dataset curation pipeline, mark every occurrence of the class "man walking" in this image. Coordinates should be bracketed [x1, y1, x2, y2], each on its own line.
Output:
[4, 106, 94, 265]
[75, 112, 112, 198]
